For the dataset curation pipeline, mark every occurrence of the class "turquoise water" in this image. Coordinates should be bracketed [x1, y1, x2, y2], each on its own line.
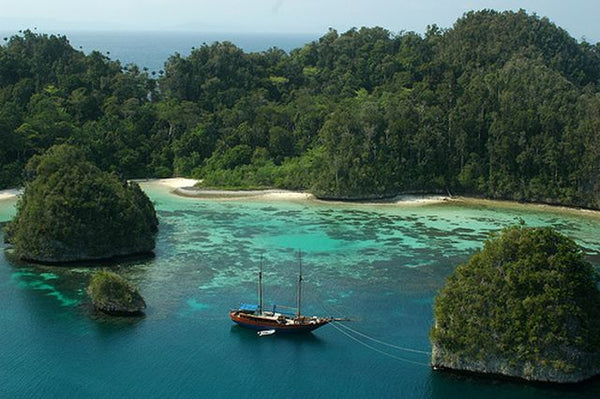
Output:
[1, 185, 599, 398]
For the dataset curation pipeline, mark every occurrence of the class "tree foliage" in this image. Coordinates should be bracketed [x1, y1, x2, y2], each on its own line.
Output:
[1, 10, 599, 207]
[87, 270, 146, 315]
[5, 144, 158, 262]
[431, 225, 600, 373]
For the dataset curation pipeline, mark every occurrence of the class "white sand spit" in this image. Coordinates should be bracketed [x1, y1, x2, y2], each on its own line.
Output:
[155, 178, 199, 189]
[174, 187, 313, 201]
[0, 188, 22, 201]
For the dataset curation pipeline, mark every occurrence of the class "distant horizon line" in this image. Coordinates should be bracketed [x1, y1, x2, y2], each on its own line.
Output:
[0, 28, 324, 35]
[0, 25, 433, 38]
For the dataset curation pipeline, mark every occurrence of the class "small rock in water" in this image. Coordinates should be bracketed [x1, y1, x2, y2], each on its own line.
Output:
[87, 270, 146, 316]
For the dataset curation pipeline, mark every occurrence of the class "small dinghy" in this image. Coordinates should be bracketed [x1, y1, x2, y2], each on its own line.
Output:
[257, 329, 276, 337]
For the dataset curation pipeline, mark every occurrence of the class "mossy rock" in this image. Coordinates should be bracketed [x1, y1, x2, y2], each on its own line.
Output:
[430, 225, 600, 383]
[87, 270, 146, 316]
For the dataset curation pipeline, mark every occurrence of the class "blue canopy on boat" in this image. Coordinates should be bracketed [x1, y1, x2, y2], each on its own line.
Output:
[239, 303, 259, 311]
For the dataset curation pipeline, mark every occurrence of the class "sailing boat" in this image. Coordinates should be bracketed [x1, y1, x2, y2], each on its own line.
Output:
[230, 252, 340, 333]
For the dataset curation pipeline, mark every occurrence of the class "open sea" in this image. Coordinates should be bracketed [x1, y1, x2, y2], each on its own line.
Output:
[1, 182, 599, 398]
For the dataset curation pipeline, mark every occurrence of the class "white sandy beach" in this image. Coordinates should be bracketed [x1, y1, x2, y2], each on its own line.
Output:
[174, 186, 314, 201]
[0, 188, 22, 201]
[142, 177, 312, 201]
[1, 178, 450, 205]
[154, 178, 199, 189]
[160, 180, 600, 216]
[4, 178, 597, 216]
[166, 179, 447, 204]
[391, 195, 449, 205]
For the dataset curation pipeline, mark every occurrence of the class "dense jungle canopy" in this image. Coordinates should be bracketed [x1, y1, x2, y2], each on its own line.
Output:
[1, 10, 599, 206]
[4, 144, 158, 262]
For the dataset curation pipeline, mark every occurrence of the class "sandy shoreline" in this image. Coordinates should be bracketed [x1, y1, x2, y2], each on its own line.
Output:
[0, 188, 22, 201]
[0, 179, 449, 205]
[151, 178, 199, 189]
[170, 182, 447, 204]
[166, 181, 600, 216]
[172, 186, 454, 206]
[3, 179, 599, 217]
[448, 196, 600, 218]
[174, 186, 315, 201]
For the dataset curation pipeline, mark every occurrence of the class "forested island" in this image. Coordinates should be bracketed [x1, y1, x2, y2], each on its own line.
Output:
[4, 145, 158, 263]
[0, 9, 599, 207]
[431, 225, 600, 383]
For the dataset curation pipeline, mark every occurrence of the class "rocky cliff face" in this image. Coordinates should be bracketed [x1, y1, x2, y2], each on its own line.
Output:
[21, 235, 155, 264]
[431, 343, 600, 384]
[430, 225, 600, 384]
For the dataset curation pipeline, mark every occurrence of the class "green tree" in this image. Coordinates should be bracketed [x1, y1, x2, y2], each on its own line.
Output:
[431, 225, 600, 381]
[5, 144, 158, 263]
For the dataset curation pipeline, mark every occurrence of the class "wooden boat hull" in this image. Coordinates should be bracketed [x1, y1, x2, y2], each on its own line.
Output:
[230, 311, 330, 333]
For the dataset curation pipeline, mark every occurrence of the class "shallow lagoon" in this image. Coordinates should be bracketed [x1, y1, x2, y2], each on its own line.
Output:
[1, 183, 599, 398]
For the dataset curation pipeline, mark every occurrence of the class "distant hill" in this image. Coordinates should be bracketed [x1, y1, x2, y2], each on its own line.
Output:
[0, 10, 598, 208]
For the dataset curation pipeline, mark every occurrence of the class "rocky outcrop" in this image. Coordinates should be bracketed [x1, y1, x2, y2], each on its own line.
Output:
[5, 145, 158, 263]
[430, 225, 600, 384]
[431, 343, 600, 384]
[87, 271, 146, 316]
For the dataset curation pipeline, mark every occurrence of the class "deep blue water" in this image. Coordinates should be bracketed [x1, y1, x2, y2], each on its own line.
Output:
[1, 183, 599, 398]
[1, 31, 318, 73]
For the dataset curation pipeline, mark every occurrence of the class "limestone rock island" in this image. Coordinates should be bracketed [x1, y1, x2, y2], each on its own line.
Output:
[430, 225, 600, 384]
[4, 145, 158, 263]
[87, 270, 146, 315]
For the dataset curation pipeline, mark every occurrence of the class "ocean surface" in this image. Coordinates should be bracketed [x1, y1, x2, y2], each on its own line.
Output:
[1, 31, 319, 74]
[1, 183, 599, 398]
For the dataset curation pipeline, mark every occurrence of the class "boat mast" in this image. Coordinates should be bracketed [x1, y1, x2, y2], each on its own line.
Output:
[258, 254, 263, 314]
[296, 250, 302, 318]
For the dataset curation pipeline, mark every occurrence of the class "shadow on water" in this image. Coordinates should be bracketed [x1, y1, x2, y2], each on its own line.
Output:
[229, 325, 326, 347]
[430, 368, 600, 399]
[86, 306, 146, 337]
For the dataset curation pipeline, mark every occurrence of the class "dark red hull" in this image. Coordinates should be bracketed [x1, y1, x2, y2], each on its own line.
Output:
[230, 310, 331, 333]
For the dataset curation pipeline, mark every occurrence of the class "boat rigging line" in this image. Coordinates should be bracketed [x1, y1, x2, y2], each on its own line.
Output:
[333, 321, 430, 355]
[328, 320, 430, 367]
[309, 290, 432, 363]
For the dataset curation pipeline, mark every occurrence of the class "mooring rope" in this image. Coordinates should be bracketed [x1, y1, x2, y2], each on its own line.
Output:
[308, 290, 432, 364]
[328, 320, 430, 367]
[333, 321, 431, 355]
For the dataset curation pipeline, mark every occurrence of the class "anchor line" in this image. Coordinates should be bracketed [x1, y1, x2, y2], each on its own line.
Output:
[328, 321, 430, 367]
[333, 321, 431, 355]
[310, 291, 431, 358]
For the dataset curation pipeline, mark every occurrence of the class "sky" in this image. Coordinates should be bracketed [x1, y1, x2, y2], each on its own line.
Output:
[0, 0, 598, 43]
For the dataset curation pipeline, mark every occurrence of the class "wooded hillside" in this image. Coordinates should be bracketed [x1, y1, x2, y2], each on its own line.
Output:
[1, 10, 599, 207]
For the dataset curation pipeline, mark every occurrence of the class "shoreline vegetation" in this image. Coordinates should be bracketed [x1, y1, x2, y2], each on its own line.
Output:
[3, 178, 600, 220]
[0, 10, 599, 210]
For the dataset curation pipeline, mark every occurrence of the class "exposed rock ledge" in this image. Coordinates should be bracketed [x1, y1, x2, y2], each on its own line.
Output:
[431, 343, 600, 384]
